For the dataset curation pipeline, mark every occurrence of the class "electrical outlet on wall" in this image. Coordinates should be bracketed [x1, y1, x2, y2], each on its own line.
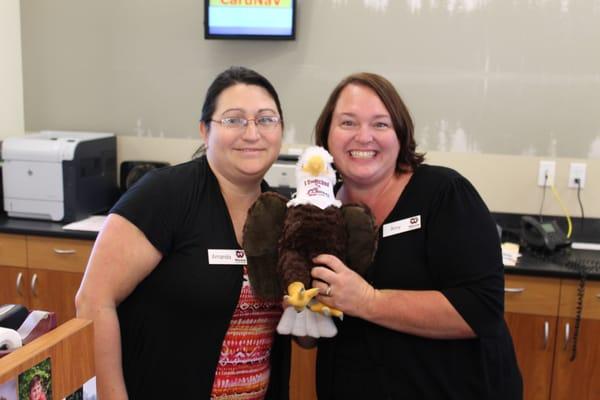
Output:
[568, 162, 586, 189]
[537, 160, 556, 187]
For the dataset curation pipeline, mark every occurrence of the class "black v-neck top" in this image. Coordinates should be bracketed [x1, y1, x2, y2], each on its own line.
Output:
[317, 164, 522, 399]
[111, 156, 289, 399]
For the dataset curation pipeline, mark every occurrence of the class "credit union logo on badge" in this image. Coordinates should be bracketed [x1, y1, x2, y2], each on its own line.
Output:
[208, 249, 248, 265]
[382, 215, 421, 238]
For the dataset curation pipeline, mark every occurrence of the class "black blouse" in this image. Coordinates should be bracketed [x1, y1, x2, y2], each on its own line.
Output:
[111, 157, 289, 399]
[317, 164, 522, 399]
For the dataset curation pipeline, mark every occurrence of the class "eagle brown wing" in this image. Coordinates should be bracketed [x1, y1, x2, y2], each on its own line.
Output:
[341, 204, 378, 277]
[242, 191, 288, 300]
[278, 204, 347, 290]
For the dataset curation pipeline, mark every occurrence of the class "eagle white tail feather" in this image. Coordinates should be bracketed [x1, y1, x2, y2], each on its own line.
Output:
[277, 307, 301, 335]
[313, 312, 337, 337]
[276, 307, 338, 338]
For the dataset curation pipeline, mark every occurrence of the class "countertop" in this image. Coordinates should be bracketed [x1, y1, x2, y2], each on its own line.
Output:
[504, 250, 600, 280]
[0, 212, 598, 280]
[0, 214, 98, 241]
[494, 212, 600, 281]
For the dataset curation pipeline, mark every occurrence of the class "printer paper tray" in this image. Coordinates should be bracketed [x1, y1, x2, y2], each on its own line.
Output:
[5, 198, 64, 221]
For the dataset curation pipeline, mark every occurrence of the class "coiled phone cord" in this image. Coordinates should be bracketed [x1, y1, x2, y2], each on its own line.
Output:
[564, 259, 588, 361]
[527, 251, 600, 362]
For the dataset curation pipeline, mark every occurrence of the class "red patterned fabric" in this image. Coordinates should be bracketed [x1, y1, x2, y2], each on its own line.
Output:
[211, 268, 282, 399]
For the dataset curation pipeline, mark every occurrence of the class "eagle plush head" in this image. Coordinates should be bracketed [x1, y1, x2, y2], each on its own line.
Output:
[287, 146, 340, 210]
[298, 145, 336, 182]
[242, 146, 377, 337]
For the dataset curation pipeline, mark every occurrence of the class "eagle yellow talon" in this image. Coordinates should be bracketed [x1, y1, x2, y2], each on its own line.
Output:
[310, 301, 344, 319]
[285, 282, 320, 312]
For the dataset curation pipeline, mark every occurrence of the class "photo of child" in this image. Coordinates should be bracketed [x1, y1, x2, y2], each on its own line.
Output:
[26, 376, 46, 400]
[18, 358, 52, 400]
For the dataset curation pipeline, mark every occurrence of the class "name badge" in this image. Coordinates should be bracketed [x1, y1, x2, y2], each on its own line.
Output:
[382, 215, 421, 238]
[207, 249, 247, 265]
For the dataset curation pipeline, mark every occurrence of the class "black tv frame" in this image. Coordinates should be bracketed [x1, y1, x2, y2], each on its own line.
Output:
[204, 0, 296, 40]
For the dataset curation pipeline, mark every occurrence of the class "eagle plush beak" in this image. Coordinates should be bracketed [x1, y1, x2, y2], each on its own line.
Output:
[302, 155, 326, 176]
[284, 282, 320, 312]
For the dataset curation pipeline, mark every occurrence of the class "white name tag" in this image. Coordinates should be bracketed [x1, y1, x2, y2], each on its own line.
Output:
[207, 249, 247, 265]
[382, 215, 421, 238]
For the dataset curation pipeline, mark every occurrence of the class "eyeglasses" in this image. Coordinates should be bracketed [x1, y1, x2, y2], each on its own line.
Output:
[211, 116, 281, 133]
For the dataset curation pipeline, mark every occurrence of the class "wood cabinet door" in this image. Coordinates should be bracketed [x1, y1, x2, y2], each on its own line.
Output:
[27, 268, 84, 326]
[0, 233, 29, 307]
[551, 317, 600, 400]
[505, 312, 557, 400]
[0, 266, 30, 307]
[0, 233, 27, 268]
[27, 236, 93, 273]
[289, 342, 317, 400]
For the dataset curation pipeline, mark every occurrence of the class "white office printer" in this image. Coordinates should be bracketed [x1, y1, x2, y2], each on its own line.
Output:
[2, 131, 118, 222]
[264, 154, 298, 198]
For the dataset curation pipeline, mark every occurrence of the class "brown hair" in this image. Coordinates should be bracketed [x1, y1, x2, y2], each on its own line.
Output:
[193, 66, 283, 158]
[315, 72, 425, 173]
[28, 375, 43, 394]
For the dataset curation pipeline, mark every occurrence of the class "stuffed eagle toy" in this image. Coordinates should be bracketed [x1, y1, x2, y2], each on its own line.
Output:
[242, 146, 377, 338]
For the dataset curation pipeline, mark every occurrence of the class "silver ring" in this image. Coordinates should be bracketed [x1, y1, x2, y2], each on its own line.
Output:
[325, 285, 332, 296]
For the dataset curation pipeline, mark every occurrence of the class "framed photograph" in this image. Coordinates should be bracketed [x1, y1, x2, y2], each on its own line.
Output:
[18, 358, 52, 400]
[61, 377, 95, 400]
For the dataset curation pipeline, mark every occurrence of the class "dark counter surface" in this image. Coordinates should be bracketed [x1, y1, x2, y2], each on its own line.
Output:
[0, 214, 98, 241]
[504, 250, 600, 280]
[0, 211, 599, 280]
[494, 212, 600, 281]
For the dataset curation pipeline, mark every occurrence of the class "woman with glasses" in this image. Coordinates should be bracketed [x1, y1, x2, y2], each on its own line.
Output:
[307, 72, 522, 399]
[76, 66, 289, 399]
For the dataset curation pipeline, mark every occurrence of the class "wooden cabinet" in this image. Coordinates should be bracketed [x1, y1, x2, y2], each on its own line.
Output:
[27, 268, 87, 325]
[505, 276, 600, 400]
[551, 280, 600, 400]
[504, 276, 561, 400]
[0, 233, 93, 326]
[286, 275, 600, 400]
[0, 266, 29, 306]
[0, 234, 29, 307]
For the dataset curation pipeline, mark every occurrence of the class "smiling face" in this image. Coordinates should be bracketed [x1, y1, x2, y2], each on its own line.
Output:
[327, 83, 400, 188]
[201, 83, 282, 185]
[29, 380, 43, 400]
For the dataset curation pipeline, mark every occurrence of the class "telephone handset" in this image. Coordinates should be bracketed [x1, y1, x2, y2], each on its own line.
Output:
[520, 215, 571, 252]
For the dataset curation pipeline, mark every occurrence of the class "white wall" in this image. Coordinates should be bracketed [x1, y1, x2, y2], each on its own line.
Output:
[0, 0, 24, 139]
[117, 136, 600, 219]
[13, 0, 599, 220]
[20, 1, 600, 158]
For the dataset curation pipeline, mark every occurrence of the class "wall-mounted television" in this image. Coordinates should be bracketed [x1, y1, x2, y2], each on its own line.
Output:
[204, 0, 296, 40]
